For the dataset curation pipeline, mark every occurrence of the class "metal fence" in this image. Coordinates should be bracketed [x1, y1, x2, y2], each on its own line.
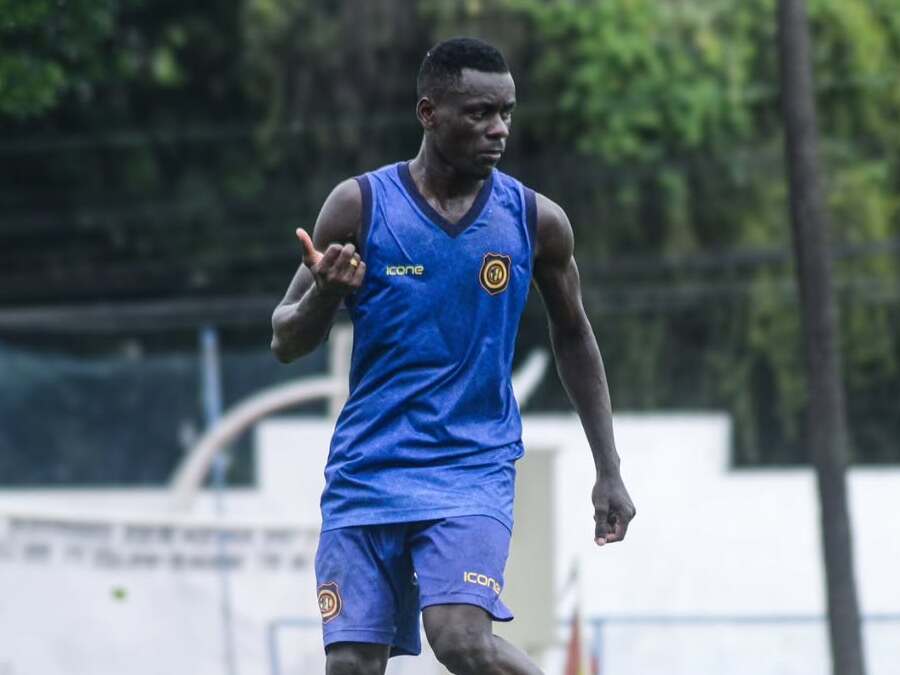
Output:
[265, 613, 900, 675]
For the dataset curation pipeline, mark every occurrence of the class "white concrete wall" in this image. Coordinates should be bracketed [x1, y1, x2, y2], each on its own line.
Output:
[1, 413, 898, 675]
[253, 414, 900, 674]
[543, 412, 900, 675]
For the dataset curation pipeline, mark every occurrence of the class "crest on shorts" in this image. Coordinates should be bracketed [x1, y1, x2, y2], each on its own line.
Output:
[479, 253, 512, 295]
[317, 581, 342, 623]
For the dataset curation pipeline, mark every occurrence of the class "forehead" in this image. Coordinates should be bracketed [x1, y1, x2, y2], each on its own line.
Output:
[449, 69, 516, 103]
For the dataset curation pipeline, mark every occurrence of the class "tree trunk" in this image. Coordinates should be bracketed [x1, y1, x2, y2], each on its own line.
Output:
[776, 2, 867, 675]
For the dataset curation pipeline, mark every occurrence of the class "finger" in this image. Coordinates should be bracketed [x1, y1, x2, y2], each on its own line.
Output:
[605, 515, 628, 543]
[317, 243, 343, 271]
[296, 228, 323, 267]
[336, 243, 357, 266]
[350, 259, 367, 286]
[594, 507, 610, 545]
[334, 244, 358, 281]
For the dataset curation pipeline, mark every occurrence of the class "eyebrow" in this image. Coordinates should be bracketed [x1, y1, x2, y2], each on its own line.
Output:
[463, 99, 517, 109]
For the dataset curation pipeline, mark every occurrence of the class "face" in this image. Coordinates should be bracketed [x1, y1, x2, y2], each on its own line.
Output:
[418, 68, 516, 178]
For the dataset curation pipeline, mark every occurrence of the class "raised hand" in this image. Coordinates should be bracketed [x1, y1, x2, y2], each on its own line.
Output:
[297, 228, 366, 297]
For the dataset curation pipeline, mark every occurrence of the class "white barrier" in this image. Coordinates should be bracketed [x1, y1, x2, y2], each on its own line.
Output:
[0, 509, 319, 675]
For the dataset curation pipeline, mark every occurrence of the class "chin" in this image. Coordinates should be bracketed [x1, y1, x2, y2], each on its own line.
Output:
[469, 161, 495, 178]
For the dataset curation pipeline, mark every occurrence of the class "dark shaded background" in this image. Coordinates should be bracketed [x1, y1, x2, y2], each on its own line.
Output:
[1, 0, 898, 484]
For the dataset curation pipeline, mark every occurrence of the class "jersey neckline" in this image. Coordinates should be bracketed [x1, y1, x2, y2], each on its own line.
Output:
[397, 161, 494, 238]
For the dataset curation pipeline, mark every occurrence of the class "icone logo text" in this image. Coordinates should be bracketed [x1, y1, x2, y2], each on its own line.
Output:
[464, 571, 501, 595]
[386, 265, 425, 276]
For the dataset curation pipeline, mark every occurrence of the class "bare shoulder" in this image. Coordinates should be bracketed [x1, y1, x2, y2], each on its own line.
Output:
[312, 178, 363, 250]
[534, 192, 574, 265]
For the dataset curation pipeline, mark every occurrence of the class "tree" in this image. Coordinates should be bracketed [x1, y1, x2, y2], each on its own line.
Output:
[492, 0, 900, 465]
[2, 0, 899, 482]
[0, 0, 121, 118]
[777, 1, 867, 674]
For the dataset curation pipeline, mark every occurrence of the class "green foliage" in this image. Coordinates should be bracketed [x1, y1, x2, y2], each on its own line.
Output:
[0, 0, 122, 118]
[2, 0, 899, 478]
[506, 0, 767, 161]
[502, 0, 900, 463]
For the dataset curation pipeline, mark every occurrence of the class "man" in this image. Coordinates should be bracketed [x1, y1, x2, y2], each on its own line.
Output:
[271, 37, 635, 675]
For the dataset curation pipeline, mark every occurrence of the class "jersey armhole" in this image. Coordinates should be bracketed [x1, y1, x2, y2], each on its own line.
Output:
[354, 174, 374, 259]
[523, 187, 538, 261]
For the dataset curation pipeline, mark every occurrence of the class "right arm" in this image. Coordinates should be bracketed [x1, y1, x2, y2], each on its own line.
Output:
[270, 179, 366, 363]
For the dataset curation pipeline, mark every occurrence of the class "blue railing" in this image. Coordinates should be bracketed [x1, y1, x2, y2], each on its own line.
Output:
[266, 613, 900, 675]
[267, 618, 318, 675]
[587, 613, 900, 674]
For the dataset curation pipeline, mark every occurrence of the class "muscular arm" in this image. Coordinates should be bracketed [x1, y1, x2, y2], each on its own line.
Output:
[270, 179, 365, 363]
[532, 193, 635, 544]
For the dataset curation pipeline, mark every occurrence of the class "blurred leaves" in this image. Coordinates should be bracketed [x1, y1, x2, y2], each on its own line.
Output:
[507, 0, 764, 161]
[497, 0, 900, 463]
[1, 0, 899, 469]
[0, 0, 123, 117]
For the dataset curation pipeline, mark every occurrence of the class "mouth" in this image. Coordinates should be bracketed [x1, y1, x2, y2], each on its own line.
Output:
[478, 150, 503, 162]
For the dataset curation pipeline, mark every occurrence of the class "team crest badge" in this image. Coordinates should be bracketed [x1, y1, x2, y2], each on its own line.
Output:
[317, 581, 342, 623]
[479, 253, 512, 295]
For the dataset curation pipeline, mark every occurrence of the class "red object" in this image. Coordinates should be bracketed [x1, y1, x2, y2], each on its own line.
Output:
[563, 609, 582, 675]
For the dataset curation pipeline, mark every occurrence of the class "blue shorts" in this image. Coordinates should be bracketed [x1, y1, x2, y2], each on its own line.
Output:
[314, 515, 514, 657]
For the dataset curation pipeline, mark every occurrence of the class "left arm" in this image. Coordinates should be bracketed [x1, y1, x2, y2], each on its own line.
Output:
[532, 193, 636, 545]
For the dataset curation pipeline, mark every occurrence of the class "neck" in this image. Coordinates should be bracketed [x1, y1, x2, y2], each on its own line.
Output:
[409, 137, 484, 201]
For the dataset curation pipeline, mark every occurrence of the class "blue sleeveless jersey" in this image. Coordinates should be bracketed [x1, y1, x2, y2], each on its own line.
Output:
[320, 161, 537, 532]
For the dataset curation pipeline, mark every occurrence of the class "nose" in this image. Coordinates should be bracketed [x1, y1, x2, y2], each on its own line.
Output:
[486, 113, 509, 140]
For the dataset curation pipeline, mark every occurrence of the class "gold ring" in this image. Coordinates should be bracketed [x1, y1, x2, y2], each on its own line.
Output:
[349, 258, 359, 268]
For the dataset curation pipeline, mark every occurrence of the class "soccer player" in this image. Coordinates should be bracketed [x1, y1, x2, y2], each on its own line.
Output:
[271, 37, 635, 675]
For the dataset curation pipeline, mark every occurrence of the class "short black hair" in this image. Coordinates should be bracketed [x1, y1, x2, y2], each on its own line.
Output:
[416, 37, 509, 100]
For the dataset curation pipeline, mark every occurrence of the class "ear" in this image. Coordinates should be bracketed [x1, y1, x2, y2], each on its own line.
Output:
[416, 96, 438, 130]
